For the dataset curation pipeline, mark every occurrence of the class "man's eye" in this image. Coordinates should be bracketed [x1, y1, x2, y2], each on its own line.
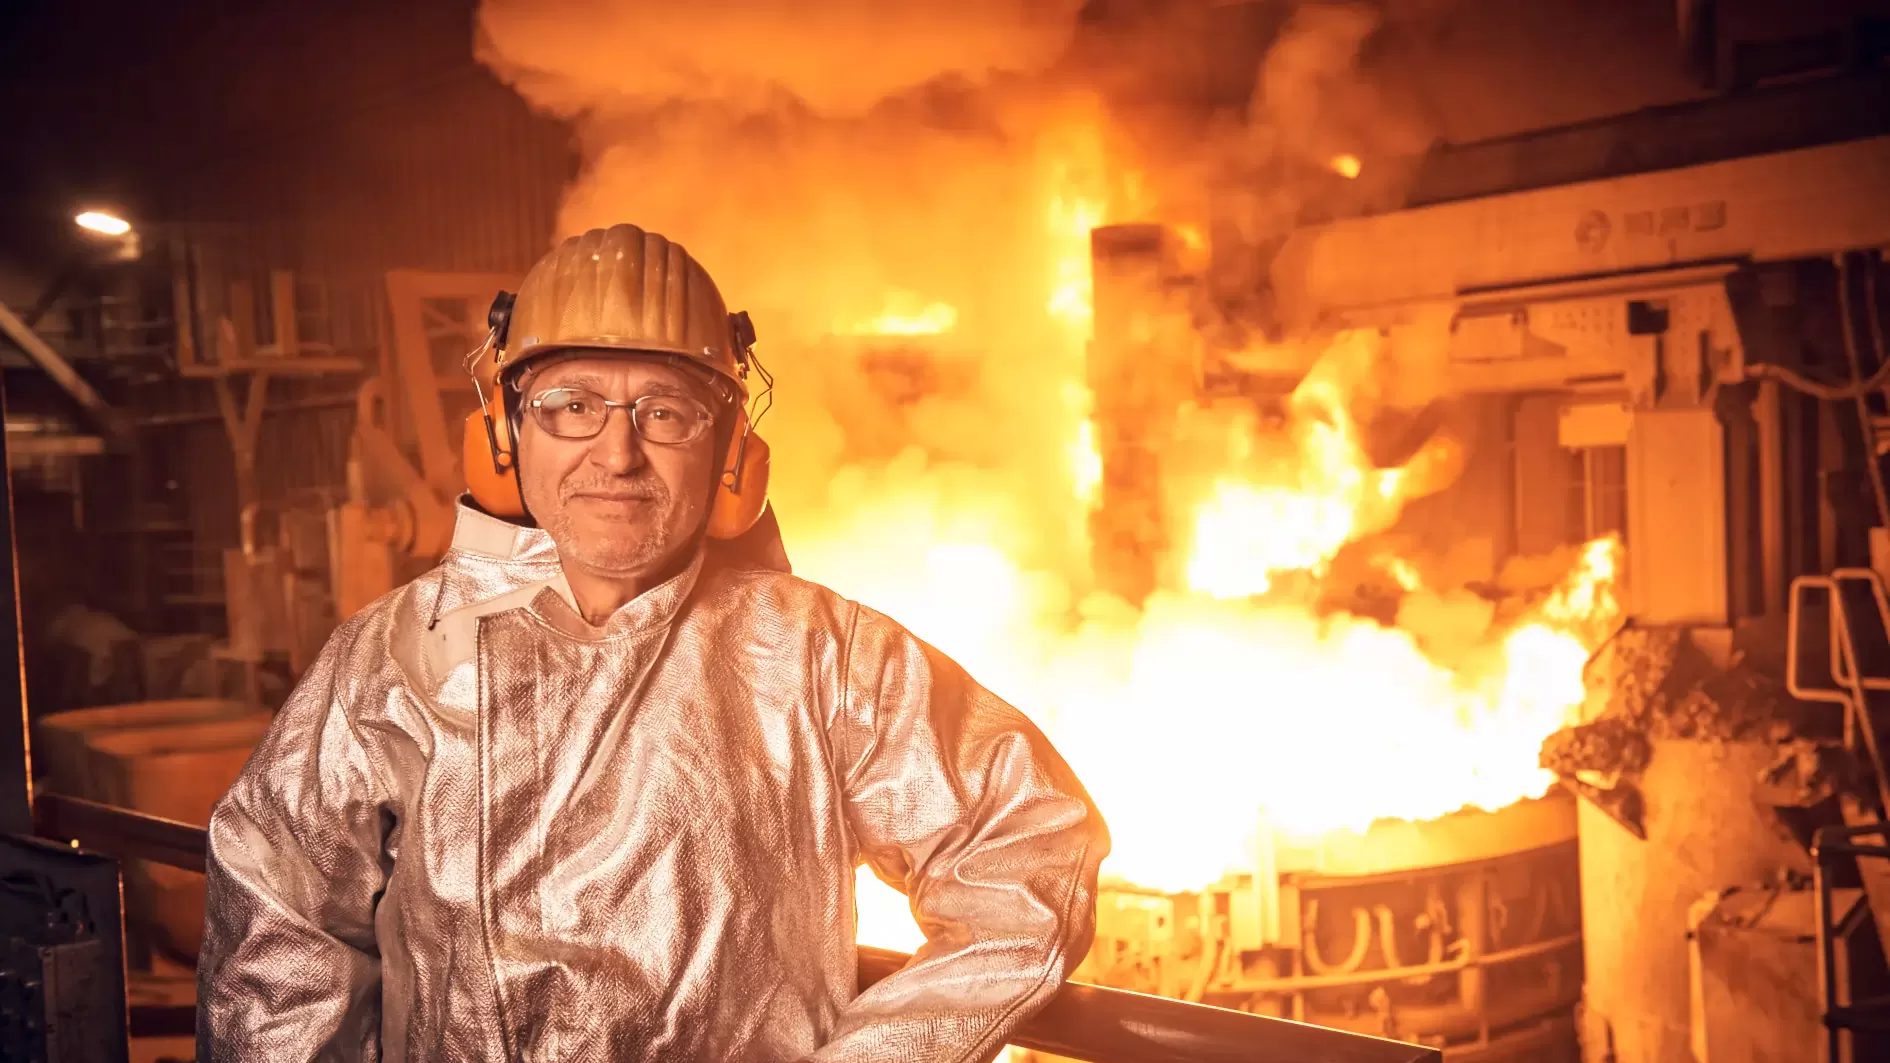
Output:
[643, 401, 685, 421]
[549, 391, 598, 415]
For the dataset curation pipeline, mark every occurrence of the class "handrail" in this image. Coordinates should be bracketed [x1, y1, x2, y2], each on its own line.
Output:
[36, 792, 208, 873]
[34, 793, 1440, 1063]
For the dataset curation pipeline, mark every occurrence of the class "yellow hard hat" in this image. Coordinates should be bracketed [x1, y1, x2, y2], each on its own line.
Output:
[476, 223, 754, 396]
[464, 224, 769, 538]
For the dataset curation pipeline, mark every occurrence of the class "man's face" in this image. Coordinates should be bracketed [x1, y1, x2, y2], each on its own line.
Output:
[515, 353, 721, 581]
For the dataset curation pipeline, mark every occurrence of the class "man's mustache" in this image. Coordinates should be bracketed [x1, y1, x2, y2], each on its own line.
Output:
[562, 476, 667, 503]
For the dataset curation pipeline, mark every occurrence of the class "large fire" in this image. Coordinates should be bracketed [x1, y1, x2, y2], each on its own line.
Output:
[473, 0, 1621, 956]
[814, 172, 1621, 946]
[552, 132, 1620, 948]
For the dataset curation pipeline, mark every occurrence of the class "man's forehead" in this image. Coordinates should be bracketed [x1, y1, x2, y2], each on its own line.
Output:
[530, 352, 712, 397]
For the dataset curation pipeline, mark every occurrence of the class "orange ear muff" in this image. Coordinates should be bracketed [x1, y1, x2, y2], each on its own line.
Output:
[463, 391, 526, 519]
[707, 408, 769, 540]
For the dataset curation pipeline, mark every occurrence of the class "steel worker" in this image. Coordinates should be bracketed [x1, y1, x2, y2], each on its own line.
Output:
[196, 224, 1108, 1062]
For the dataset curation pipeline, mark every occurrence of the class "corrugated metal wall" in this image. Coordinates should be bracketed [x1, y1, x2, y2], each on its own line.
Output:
[127, 5, 575, 609]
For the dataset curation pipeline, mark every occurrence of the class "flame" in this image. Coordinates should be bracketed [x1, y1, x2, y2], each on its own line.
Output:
[847, 293, 960, 336]
[1047, 191, 1103, 330]
[518, 89, 1620, 941]
[1070, 417, 1103, 509]
[1182, 334, 1418, 598]
[466, 0, 1611, 1021]
[1383, 556, 1422, 592]
[838, 300, 1620, 930]
[842, 336, 1623, 912]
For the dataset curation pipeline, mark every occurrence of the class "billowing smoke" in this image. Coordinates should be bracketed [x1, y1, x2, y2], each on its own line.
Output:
[478, 0, 1111, 591]
[473, 0, 1623, 901]
[477, 0, 1084, 116]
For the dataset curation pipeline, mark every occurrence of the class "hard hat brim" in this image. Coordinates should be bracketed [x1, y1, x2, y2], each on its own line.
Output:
[504, 339, 746, 396]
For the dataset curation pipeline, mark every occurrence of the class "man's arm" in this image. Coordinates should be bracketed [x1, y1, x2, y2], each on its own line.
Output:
[196, 621, 391, 1062]
[816, 605, 1110, 1063]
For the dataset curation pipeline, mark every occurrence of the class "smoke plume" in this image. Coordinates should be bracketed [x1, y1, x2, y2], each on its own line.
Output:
[473, 0, 1622, 901]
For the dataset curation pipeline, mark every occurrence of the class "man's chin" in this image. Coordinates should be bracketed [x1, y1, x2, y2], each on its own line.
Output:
[567, 544, 661, 574]
[560, 531, 680, 578]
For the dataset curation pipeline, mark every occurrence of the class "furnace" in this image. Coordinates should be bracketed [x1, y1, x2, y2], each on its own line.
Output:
[1084, 797, 1581, 1061]
[1059, 64, 1890, 1061]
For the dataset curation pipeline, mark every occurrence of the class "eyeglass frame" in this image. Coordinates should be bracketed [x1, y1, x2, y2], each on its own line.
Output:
[524, 385, 717, 445]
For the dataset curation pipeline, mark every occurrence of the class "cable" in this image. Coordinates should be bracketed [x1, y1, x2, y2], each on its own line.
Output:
[1744, 255, 1890, 401]
[1745, 359, 1890, 400]
[1836, 254, 1890, 529]
[746, 346, 776, 431]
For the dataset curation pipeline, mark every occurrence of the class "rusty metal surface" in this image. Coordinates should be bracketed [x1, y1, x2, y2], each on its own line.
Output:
[1578, 739, 1816, 1063]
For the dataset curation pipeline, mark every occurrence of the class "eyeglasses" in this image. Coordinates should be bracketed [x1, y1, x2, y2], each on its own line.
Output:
[526, 387, 714, 445]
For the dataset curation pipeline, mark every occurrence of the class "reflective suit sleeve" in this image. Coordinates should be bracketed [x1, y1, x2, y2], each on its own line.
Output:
[197, 622, 390, 1062]
[813, 605, 1109, 1063]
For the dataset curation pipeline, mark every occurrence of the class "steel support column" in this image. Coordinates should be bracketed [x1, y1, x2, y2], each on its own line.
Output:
[0, 364, 31, 835]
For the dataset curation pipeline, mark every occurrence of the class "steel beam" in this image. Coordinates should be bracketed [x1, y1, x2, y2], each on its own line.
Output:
[0, 366, 30, 835]
[0, 301, 131, 446]
[1271, 135, 1890, 329]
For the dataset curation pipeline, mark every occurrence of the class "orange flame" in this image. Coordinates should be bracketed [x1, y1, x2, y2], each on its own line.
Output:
[1070, 417, 1103, 509]
[846, 293, 960, 336]
[722, 116, 1623, 935]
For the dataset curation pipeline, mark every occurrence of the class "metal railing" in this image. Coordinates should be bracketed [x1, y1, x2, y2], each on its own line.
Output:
[34, 792, 1440, 1063]
[1812, 823, 1890, 1063]
[1789, 570, 1890, 1063]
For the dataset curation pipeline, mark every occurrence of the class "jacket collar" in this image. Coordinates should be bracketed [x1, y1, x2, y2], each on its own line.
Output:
[447, 497, 561, 564]
[530, 549, 705, 640]
[447, 498, 705, 638]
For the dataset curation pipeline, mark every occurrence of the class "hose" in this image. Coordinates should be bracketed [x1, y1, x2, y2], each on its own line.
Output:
[1743, 254, 1890, 401]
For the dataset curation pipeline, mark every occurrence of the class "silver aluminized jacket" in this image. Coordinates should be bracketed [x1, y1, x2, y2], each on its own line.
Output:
[198, 504, 1106, 1061]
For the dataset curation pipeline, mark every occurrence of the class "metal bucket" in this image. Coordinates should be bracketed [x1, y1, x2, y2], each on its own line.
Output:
[34, 698, 253, 792]
[36, 700, 271, 963]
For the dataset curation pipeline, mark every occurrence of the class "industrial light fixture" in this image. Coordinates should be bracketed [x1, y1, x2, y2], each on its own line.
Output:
[72, 208, 141, 262]
[75, 210, 133, 237]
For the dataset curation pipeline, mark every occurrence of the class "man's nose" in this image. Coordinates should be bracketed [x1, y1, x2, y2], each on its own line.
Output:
[585, 406, 648, 475]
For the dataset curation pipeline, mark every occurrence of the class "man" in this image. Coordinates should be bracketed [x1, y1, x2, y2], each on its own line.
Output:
[197, 224, 1108, 1061]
